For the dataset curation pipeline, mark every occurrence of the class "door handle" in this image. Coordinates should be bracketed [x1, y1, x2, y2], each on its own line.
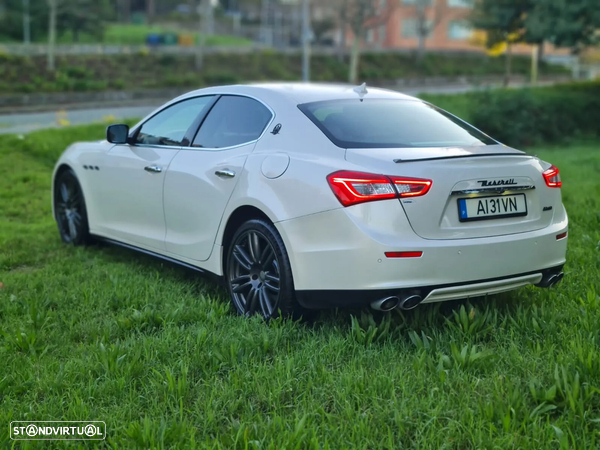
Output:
[215, 169, 236, 178]
[144, 165, 162, 173]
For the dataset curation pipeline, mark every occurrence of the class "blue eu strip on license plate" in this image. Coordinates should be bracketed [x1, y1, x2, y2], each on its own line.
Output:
[459, 199, 468, 220]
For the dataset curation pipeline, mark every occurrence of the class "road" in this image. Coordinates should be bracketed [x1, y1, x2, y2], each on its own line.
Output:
[0, 105, 157, 135]
[0, 82, 554, 135]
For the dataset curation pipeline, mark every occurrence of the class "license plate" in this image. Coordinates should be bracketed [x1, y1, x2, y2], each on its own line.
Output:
[458, 194, 527, 222]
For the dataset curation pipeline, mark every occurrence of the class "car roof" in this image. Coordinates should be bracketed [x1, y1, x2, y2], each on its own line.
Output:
[179, 82, 420, 106]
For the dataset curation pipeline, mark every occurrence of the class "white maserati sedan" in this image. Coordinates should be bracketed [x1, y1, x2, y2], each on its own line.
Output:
[52, 83, 567, 318]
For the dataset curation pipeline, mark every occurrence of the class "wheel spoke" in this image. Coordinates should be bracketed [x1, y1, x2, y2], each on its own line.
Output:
[71, 211, 82, 226]
[247, 232, 261, 263]
[233, 282, 252, 293]
[67, 217, 77, 240]
[233, 245, 253, 271]
[259, 287, 274, 317]
[265, 281, 280, 293]
[265, 273, 279, 283]
[259, 245, 274, 270]
[60, 183, 69, 203]
[231, 275, 250, 285]
[69, 189, 82, 208]
[245, 288, 259, 314]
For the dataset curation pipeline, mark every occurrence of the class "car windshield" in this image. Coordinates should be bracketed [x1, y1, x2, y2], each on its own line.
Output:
[298, 99, 497, 149]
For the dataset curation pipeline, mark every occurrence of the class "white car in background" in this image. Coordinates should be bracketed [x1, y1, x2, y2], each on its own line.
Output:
[52, 83, 568, 319]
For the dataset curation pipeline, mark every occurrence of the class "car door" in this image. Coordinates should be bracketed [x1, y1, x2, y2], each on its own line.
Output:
[163, 95, 274, 261]
[94, 96, 216, 251]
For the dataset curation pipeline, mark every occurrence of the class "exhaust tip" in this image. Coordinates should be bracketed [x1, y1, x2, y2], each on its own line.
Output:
[370, 296, 400, 312]
[399, 294, 422, 311]
[551, 272, 564, 287]
[537, 271, 565, 288]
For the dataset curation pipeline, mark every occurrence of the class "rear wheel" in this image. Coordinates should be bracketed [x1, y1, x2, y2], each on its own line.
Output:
[225, 219, 303, 319]
[54, 169, 90, 246]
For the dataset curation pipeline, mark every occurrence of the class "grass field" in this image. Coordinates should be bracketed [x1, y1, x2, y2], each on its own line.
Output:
[58, 24, 253, 47]
[0, 23, 253, 47]
[0, 124, 599, 448]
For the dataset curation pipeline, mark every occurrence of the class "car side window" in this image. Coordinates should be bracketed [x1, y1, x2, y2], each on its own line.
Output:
[135, 96, 215, 147]
[192, 96, 272, 149]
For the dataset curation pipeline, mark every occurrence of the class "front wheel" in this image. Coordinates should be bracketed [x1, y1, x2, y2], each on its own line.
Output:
[225, 219, 304, 320]
[54, 168, 90, 246]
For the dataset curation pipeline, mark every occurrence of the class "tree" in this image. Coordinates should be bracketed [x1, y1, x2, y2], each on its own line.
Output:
[0, 0, 47, 42]
[343, 0, 385, 84]
[119, 0, 131, 23]
[525, 0, 600, 54]
[470, 0, 531, 86]
[146, 0, 154, 24]
[411, 0, 446, 64]
[58, 0, 112, 42]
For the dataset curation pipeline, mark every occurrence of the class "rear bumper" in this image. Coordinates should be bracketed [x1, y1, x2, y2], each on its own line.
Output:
[295, 265, 564, 309]
[275, 201, 568, 309]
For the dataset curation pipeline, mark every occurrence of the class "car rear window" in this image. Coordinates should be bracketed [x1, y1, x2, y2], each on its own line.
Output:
[298, 99, 496, 149]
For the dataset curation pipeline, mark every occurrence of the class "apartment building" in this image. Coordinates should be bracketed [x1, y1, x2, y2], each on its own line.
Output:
[363, 0, 567, 56]
[364, 0, 479, 51]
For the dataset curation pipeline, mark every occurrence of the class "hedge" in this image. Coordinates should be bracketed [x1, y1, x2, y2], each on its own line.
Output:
[424, 82, 600, 149]
[0, 50, 568, 95]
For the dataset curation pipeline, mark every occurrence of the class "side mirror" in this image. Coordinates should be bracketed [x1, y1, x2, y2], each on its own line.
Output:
[107, 124, 130, 144]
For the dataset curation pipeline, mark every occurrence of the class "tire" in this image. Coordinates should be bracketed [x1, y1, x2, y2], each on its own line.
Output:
[225, 219, 305, 320]
[54, 168, 90, 246]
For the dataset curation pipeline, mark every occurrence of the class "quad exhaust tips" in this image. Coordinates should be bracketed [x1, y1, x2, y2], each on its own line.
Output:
[548, 272, 564, 287]
[537, 271, 565, 288]
[370, 294, 423, 312]
[370, 296, 400, 312]
[398, 294, 423, 310]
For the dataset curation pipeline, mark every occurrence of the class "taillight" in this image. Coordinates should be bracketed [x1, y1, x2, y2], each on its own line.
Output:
[543, 165, 562, 188]
[389, 177, 432, 198]
[327, 171, 432, 207]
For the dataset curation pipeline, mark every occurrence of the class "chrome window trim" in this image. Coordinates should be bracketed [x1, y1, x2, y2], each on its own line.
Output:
[129, 94, 217, 147]
[188, 93, 276, 152]
[130, 93, 276, 152]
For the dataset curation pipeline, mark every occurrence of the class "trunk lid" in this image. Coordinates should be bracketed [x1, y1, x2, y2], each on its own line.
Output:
[345, 145, 557, 240]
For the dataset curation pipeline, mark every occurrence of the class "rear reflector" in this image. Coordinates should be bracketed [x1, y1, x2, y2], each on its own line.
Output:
[543, 165, 562, 188]
[556, 232, 568, 240]
[385, 251, 423, 258]
[327, 171, 432, 207]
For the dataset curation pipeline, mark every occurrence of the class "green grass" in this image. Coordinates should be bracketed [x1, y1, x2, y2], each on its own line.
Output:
[56, 24, 253, 47]
[0, 124, 599, 448]
[0, 23, 253, 47]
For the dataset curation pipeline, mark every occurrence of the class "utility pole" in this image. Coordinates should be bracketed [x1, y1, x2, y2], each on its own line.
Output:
[260, 0, 272, 46]
[195, 0, 213, 71]
[301, 0, 311, 82]
[47, 0, 57, 71]
[23, 0, 31, 47]
[531, 44, 539, 86]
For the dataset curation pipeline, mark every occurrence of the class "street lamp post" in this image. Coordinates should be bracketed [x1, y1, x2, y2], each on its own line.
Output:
[23, 0, 31, 47]
[301, 0, 311, 82]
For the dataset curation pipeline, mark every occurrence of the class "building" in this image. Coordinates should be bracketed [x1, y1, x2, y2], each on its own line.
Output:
[360, 0, 568, 56]
[364, 0, 476, 51]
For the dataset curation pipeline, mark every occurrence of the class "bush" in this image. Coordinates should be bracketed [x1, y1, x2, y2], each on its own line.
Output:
[468, 82, 600, 148]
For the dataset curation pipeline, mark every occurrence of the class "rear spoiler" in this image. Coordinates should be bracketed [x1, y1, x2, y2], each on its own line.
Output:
[394, 153, 532, 163]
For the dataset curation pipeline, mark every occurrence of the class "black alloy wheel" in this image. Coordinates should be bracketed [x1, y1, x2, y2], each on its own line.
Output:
[54, 169, 90, 246]
[226, 219, 303, 319]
